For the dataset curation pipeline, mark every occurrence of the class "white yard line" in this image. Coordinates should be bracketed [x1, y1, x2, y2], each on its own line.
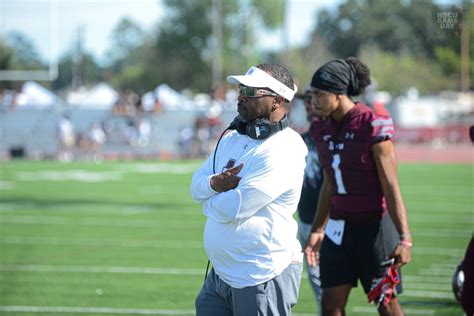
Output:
[404, 283, 451, 290]
[0, 215, 201, 228]
[0, 214, 469, 241]
[403, 275, 451, 284]
[0, 265, 457, 296]
[16, 170, 123, 182]
[0, 181, 13, 190]
[418, 268, 456, 277]
[114, 163, 200, 174]
[402, 290, 454, 299]
[0, 306, 439, 316]
[0, 204, 199, 216]
[351, 306, 434, 315]
[428, 262, 464, 269]
[412, 228, 473, 239]
[0, 306, 195, 315]
[0, 236, 202, 249]
[0, 264, 203, 275]
[0, 215, 67, 225]
[0, 237, 465, 256]
[409, 214, 473, 224]
[411, 247, 465, 257]
[410, 207, 472, 215]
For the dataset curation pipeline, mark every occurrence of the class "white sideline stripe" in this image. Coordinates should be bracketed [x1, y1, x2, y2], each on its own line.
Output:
[0, 265, 203, 275]
[409, 215, 473, 224]
[411, 247, 465, 257]
[405, 283, 451, 290]
[413, 228, 473, 239]
[0, 306, 438, 316]
[0, 306, 195, 315]
[0, 237, 463, 256]
[16, 170, 123, 183]
[0, 203, 199, 216]
[406, 192, 471, 199]
[0, 181, 13, 190]
[351, 306, 434, 315]
[0, 215, 201, 228]
[114, 163, 200, 174]
[2, 214, 471, 230]
[430, 262, 464, 269]
[403, 275, 451, 283]
[418, 268, 455, 277]
[0, 236, 202, 249]
[403, 290, 454, 299]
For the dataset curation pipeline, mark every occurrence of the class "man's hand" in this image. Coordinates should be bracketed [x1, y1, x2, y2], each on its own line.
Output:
[304, 230, 325, 267]
[210, 163, 243, 192]
[389, 240, 412, 269]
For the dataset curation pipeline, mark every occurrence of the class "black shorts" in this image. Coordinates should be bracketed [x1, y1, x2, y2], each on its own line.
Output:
[319, 214, 403, 294]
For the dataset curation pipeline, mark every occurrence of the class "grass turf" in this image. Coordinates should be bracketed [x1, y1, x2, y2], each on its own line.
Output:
[0, 160, 472, 315]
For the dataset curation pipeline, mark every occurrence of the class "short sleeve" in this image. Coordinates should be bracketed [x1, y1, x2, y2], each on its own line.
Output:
[369, 114, 394, 145]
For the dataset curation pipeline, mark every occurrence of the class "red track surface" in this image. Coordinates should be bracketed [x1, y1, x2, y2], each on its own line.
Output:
[395, 143, 473, 163]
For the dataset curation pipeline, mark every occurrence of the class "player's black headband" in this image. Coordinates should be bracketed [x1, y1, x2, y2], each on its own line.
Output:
[310, 59, 360, 96]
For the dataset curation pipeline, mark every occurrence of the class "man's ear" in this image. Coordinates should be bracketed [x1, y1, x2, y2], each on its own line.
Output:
[271, 99, 280, 112]
[273, 96, 284, 108]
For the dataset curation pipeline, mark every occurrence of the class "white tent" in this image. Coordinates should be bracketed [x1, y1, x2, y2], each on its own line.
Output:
[66, 83, 119, 109]
[141, 91, 157, 112]
[153, 83, 193, 110]
[16, 81, 59, 108]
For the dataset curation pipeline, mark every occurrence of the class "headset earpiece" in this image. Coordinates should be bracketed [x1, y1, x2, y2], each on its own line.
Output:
[229, 115, 288, 140]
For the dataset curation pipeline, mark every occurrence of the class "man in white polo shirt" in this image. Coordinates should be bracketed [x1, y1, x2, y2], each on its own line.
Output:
[190, 63, 307, 315]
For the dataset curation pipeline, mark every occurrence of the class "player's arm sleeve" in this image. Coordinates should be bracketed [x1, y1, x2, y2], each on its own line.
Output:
[190, 154, 218, 203]
[369, 114, 394, 146]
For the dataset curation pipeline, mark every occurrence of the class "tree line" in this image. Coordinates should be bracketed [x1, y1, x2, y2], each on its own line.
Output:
[0, 0, 472, 95]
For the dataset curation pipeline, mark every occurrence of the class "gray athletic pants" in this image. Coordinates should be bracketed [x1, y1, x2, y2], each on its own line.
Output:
[195, 262, 303, 316]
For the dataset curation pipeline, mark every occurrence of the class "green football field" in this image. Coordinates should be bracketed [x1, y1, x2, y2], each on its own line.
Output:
[0, 160, 472, 316]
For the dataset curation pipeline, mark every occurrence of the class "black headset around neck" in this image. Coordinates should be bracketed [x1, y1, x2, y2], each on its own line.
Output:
[228, 115, 289, 140]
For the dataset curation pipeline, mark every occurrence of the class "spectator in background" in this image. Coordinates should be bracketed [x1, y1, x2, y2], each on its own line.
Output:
[179, 126, 194, 158]
[295, 87, 323, 314]
[126, 118, 140, 147]
[190, 63, 306, 315]
[137, 117, 152, 147]
[87, 122, 107, 161]
[305, 57, 412, 316]
[0, 88, 17, 110]
[193, 115, 211, 157]
[56, 114, 75, 162]
[206, 103, 223, 146]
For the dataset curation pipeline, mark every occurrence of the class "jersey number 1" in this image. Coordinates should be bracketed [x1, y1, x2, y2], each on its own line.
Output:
[332, 154, 347, 194]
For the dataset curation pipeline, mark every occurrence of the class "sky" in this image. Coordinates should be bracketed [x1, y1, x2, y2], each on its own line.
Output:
[0, 0, 342, 66]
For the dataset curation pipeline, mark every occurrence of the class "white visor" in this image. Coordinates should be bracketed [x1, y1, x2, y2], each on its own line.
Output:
[227, 66, 296, 101]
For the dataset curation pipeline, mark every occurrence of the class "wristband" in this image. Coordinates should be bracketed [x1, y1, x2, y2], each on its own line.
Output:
[399, 240, 413, 248]
[399, 233, 411, 240]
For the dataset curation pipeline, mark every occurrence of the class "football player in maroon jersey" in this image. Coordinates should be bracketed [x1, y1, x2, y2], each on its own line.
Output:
[304, 57, 412, 316]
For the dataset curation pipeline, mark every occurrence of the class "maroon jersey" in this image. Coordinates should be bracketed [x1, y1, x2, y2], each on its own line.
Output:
[310, 103, 394, 223]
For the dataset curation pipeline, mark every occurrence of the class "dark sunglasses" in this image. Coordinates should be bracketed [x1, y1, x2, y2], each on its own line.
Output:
[239, 86, 278, 98]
